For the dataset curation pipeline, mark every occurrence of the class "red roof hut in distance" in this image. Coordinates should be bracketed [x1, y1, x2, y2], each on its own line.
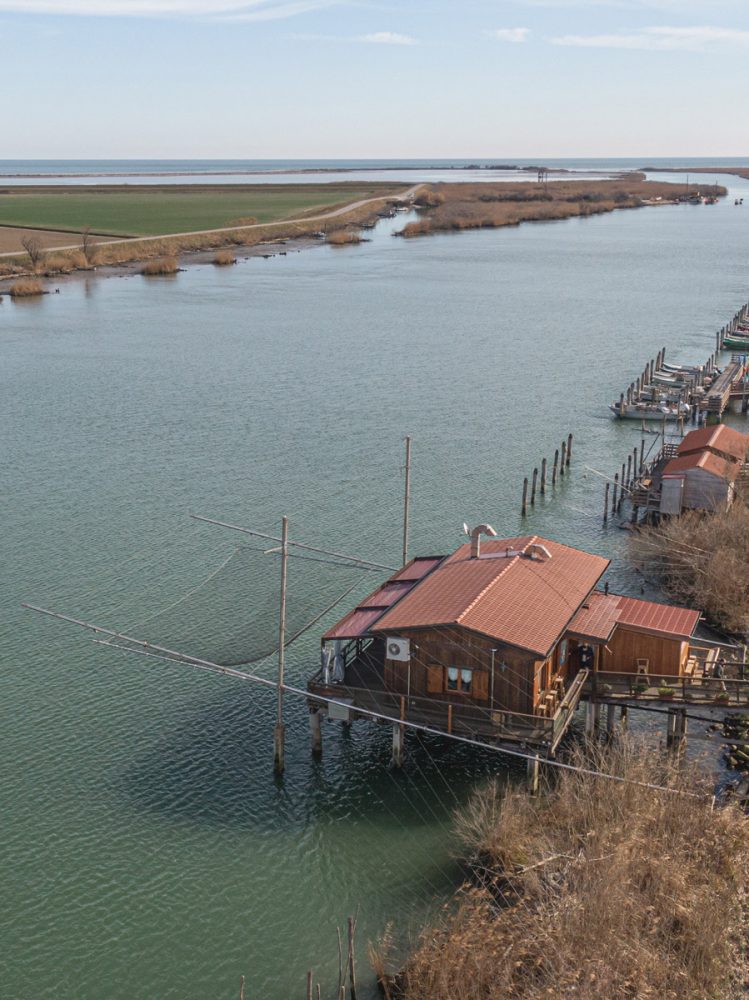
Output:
[308, 527, 705, 757]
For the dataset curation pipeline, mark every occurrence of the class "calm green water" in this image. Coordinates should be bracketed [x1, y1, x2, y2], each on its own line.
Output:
[3, 173, 749, 1000]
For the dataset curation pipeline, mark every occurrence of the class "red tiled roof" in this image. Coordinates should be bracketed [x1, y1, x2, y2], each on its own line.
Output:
[613, 594, 700, 641]
[663, 450, 739, 482]
[678, 425, 749, 463]
[322, 558, 445, 640]
[373, 536, 609, 657]
[566, 591, 621, 642]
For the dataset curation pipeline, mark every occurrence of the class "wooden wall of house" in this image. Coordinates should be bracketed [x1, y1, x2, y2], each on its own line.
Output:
[377, 626, 538, 715]
[683, 469, 731, 512]
[601, 628, 686, 677]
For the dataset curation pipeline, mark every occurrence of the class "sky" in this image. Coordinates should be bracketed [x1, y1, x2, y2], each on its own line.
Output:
[1, 0, 748, 158]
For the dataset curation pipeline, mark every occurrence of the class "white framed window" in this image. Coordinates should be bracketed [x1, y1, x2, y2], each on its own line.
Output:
[460, 668, 473, 693]
[447, 667, 459, 691]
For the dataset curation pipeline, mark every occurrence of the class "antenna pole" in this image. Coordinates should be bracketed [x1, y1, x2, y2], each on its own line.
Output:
[402, 435, 412, 567]
[274, 515, 288, 774]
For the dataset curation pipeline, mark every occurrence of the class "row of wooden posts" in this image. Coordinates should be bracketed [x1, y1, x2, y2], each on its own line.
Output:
[239, 916, 360, 1000]
[521, 433, 573, 516]
[717, 302, 749, 350]
[604, 439, 647, 523]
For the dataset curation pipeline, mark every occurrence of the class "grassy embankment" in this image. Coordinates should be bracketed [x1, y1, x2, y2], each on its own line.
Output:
[380, 741, 748, 1000]
[0, 182, 405, 276]
[631, 502, 749, 638]
[397, 176, 727, 238]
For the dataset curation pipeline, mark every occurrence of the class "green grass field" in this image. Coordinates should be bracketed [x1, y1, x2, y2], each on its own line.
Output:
[0, 183, 402, 237]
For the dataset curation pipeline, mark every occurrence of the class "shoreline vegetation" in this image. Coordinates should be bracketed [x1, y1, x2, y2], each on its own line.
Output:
[631, 502, 749, 639]
[0, 183, 409, 285]
[396, 175, 727, 239]
[376, 741, 749, 1000]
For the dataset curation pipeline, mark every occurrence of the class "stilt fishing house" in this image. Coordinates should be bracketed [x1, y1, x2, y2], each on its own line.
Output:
[307, 528, 707, 756]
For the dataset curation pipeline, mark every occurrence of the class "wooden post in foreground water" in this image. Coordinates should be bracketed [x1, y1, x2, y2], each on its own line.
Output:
[531, 467, 538, 506]
[552, 449, 559, 486]
[521, 477, 528, 517]
[274, 515, 289, 774]
[567, 432, 573, 464]
[540, 457, 547, 495]
[603, 482, 610, 524]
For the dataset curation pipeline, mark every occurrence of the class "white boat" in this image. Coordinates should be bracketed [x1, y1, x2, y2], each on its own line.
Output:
[609, 400, 691, 421]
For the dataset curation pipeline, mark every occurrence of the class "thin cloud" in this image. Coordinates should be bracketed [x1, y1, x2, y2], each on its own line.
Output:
[489, 27, 530, 42]
[552, 24, 749, 49]
[357, 31, 417, 45]
[0, 0, 339, 17]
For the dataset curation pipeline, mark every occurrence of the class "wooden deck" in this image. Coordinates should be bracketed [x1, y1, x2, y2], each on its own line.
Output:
[585, 669, 749, 710]
[706, 356, 747, 415]
[307, 652, 589, 755]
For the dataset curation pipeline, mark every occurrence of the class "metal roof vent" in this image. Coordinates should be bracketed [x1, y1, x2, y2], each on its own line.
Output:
[526, 542, 552, 562]
[464, 523, 497, 559]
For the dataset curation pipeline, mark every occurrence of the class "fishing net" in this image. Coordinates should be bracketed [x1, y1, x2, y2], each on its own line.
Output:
[109, 543, 378, 667]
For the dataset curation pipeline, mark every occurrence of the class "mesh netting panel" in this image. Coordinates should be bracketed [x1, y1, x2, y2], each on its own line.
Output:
[116, 545, 376, 667]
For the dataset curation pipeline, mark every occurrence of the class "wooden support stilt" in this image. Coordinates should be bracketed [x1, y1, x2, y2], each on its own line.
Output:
[603, 482, 609, 524]
[391, 722, 404, 768]
[567, 432, 573, 464]
[639, 438, 645, 475]
[274, 515, 289, 775]
[540, 457, 547, 495]
[309, 708, 322, 757]
[606, 703, 617, 739]
[552, 449, 559, 486]
[619, 463, 626, 510]
[620, 705, 628, 731]
[521, 477, 528, 517]
[531, 467, 538, 506]
[348, 916, 358, 1000]
[612, 473, 619, 515]
[626, 453, 632, 490]
[560, 441, 566, 476]
[527, 754, 540, 796]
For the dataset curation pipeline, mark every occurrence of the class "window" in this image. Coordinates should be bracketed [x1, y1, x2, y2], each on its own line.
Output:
[446, 667, 472, 693]
[558, 639, 568, 667]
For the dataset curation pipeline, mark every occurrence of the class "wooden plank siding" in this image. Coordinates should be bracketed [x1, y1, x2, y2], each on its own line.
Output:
[377, 625, 560, 715]
[682, 469, 733, 511]
[601, 627, 687, 677]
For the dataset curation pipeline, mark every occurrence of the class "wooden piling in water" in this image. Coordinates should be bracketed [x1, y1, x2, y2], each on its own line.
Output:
[619, 463, 626, 510]
[521, 477, 528, 516]
[612, 473, 619, 515]
[552, 449, 559, 486]
[626, 453, 632, 490]
[639, 438, 645, 474]
[567, 433, 573, 464]
[531, 467, 537, 506]
[540, 457, 547, 495]
[603, 482, 609, 524]
[560, 441, 566, 476]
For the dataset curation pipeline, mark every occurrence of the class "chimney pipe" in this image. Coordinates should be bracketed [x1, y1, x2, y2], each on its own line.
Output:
[469, 523, 497, 559]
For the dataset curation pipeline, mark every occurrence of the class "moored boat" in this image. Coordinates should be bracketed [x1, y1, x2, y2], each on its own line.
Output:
[609, 400, 691, 421]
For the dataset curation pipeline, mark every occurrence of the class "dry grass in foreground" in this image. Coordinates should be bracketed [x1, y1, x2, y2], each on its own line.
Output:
[141, 257, 179, 276]
[630, 503, 749, 638]
[212, 250, 236, 266]
[326, 229, 361, 245]
[397, 177, 726, 239]
[384, 741, 748, 1000]
[8, 278, 44, 297]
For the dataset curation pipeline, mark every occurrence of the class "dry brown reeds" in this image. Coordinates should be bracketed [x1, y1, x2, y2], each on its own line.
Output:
[390, 740, 749, 1000]
[141, 257, 179, 276]
[631, 502, 749, 637]
[396, 179, 728, 239]
[326, 229, 361, 246]
[212, 249, 236, 266]
[9, 278, 44, 297]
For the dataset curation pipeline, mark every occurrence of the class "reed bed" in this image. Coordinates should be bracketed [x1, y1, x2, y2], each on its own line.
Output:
[397, 178, 726, 239]
[326, 229, 361, 245]
[630, 503, 749, 637]
[141, 257, 179, 276]
[212, 250, 236, 266]
[8, 278, 44, 297]
[383, 741, 748, 1000]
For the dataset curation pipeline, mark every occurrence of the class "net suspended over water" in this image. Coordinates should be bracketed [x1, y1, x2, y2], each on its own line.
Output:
[109, 543, 380, 668]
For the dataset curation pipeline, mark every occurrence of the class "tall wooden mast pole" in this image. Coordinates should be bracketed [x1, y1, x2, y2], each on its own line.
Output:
[274, 515, 289, 774]
[402, 436, 412, 567]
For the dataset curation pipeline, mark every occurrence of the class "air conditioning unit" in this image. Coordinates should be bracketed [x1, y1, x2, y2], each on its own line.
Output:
[386, 637, 410, 662]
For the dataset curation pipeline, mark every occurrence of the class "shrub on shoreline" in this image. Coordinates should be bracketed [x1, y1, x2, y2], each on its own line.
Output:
[212, 250, 236, 266]
[141, 257, 179, 276]
[9, 278, 44, 298]
[326, 229, 361, 245]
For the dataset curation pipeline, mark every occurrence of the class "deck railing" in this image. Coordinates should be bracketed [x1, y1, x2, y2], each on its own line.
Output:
[588, 669, 749, 707]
